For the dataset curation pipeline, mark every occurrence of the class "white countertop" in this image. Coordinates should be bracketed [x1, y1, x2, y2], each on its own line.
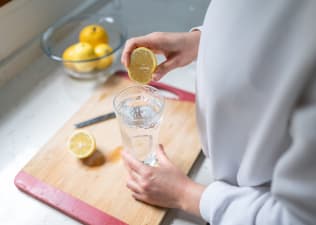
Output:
[0, 0, 212, 224]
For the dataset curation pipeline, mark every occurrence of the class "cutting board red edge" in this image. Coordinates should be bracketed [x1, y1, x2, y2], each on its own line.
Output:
[14, 72, 196, 225]
[14, 170, 128, 225]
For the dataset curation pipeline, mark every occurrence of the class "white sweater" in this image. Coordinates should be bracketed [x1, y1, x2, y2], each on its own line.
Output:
[196, 1, 316, 224]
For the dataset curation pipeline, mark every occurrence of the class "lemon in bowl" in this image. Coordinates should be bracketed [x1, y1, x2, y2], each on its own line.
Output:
[94, 43, 114, 70]
[41, 14, 127, 79]
[62, 42, 97, 72]
[79, 24, 109, 47]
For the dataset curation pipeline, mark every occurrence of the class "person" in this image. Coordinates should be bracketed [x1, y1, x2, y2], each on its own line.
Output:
[120, 1, 316, 224]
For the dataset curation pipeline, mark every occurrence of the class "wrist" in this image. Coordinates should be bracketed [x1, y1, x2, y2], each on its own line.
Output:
[178, 177, 205, 217]
[186, 30, 201, 60]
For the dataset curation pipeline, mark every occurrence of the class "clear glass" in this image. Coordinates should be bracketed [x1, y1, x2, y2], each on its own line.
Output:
[113, 85, 165, 166]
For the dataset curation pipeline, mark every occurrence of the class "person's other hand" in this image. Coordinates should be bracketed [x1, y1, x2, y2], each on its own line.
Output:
[121, 31, 201, 81]
[122, 144, 205, 217]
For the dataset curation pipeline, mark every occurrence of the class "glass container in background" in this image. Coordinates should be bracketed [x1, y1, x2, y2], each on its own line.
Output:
[41, 13, 126, 80]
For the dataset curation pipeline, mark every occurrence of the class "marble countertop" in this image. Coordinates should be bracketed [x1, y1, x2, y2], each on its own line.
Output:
[0, 0, 212, 224]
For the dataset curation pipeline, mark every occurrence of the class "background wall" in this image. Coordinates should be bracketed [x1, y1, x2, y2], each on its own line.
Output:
[0, 0, 210, 86]
[0, 0, 100, 62]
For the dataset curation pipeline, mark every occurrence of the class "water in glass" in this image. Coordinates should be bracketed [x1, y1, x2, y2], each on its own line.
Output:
[114, 85, 164, 166]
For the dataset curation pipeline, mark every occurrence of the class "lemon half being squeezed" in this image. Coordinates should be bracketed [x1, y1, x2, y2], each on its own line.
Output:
[127, 47, 157, 84]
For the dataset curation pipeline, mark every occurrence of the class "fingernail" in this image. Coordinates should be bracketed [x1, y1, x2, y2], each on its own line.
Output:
[152, 73, 160, 81]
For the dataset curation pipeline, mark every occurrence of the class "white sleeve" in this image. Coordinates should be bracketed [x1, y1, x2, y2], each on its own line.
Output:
[200, 79, 316, 225]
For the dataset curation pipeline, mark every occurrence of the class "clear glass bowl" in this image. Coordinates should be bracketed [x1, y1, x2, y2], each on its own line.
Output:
[41, 13, 127, 79]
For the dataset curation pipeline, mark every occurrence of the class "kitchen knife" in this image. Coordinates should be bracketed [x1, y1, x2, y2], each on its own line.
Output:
[74, 112, 116, 128]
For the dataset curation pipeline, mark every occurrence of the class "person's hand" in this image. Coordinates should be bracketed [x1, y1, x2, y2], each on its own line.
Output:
[121, 31, 201, 81]
[121, 144, 205, 217]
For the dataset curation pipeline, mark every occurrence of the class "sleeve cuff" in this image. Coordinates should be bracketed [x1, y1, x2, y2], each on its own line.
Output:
[189, 25, 203, 33]
[199, 181, 233, 224]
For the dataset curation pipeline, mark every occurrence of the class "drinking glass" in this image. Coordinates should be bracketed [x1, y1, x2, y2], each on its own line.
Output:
[113, 85, 165, 166]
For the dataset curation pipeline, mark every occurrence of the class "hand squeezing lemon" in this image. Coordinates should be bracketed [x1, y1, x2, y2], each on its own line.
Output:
[127, 47, 157, 84]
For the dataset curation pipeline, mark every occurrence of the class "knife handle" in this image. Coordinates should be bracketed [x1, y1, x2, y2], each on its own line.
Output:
[74, 112, 116, 128]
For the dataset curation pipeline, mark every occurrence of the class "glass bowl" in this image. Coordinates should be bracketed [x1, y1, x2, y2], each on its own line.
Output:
[41, 13, 127, 79]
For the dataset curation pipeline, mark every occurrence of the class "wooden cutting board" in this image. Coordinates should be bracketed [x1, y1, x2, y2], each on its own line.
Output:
[14, 72, 201, 225]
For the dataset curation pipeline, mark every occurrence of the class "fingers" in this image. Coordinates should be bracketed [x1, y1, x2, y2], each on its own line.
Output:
[121, 37, 139, 67]
[126, 165, 141, 179]
[121, 34, 160, 68]
[156, 144, 170, 165]
[126, 172, 151, 204]
[121, 150, 148, 175]
[124, 159, 149, 198]
[153, 56, 182, 81]
[126, 177, 142, 194]
[131, 192, 148, 202]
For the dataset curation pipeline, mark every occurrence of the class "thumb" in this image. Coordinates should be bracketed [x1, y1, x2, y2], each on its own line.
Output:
[156, 144, 170, 164]
[152, 57, 180, 81]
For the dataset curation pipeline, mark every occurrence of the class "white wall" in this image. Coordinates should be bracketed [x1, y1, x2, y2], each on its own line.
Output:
[0, 0, 106, 86]
[0, 0, 93, 62]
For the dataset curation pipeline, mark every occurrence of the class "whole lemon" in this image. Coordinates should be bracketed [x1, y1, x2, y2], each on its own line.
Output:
[79, 24, 109, 47]
[62, 42, 97, 73]
[62, 44, 77, 70]
[94, 43, 114, 70]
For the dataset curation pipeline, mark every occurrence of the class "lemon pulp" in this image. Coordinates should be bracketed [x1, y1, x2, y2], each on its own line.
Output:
[127, 47, 157, 84]
[67, 130, 96, 159]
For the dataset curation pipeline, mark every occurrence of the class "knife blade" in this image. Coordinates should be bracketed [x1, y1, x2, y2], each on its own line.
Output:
[74, 112, 116, 128]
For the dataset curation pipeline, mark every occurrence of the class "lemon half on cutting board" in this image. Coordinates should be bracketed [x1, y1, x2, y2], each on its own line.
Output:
[67, 130, 96, 159]
[127, 47, 157, 84]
